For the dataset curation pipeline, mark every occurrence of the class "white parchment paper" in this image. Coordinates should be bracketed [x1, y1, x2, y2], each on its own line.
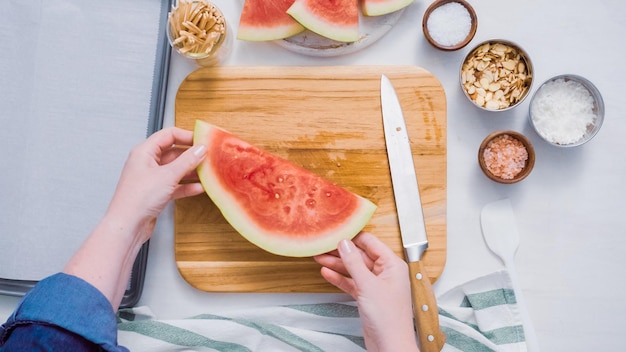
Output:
[0, 0, 162, 280]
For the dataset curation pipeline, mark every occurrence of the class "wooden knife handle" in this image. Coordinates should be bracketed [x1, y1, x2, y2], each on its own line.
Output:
[408, 260, 446, 352]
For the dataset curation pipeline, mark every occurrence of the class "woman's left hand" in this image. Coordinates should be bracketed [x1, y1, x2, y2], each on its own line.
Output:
[106, 127, 207, 242]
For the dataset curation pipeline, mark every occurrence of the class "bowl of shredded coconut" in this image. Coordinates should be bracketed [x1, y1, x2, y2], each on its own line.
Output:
[422, 0, 477, 51]
[478, 130, 535, 184]
[529, 74, 604, 147]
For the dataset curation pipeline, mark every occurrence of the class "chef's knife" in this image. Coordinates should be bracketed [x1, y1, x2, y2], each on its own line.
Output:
[380, 74, 446, 352]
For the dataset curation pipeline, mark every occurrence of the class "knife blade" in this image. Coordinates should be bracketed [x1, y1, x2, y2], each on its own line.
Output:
[380, 74, 446, 352]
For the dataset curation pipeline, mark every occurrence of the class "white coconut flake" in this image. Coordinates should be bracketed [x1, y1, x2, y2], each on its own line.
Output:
[427, 2, 472, 47]
[531, 78, 597, 145]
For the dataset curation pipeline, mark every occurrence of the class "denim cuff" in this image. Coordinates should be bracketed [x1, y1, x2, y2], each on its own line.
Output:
[1, 272, 125, 351]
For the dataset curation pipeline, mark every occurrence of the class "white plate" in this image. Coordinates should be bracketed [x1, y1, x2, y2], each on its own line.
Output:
[274, 9, 405, 57]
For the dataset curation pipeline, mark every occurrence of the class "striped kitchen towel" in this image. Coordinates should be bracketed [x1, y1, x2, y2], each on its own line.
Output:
[117, 270, 526, 351]
[438, 270, 527, 352]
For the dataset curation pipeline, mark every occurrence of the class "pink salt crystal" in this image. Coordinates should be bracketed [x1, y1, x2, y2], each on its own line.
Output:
[483, 134, 528, 179]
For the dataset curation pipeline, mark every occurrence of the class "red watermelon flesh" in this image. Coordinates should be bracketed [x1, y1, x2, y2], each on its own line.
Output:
[194, 120, 377, 257]
[287, 0, 359, 42]
[362, 0, 415, 16]
[238, 0, 305, 41]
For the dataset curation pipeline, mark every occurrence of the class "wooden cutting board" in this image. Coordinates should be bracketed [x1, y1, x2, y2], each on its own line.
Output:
[174, 66, 447, 292]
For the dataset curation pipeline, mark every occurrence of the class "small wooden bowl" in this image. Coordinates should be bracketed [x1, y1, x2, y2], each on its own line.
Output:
[422, 0, 477, 51]
[478, 131, 536, 184]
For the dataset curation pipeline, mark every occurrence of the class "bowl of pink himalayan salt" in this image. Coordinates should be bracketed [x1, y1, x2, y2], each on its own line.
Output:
[529, 74, 605, 147]
[422, 0, 477, 51]
[478, 131, 536, 184]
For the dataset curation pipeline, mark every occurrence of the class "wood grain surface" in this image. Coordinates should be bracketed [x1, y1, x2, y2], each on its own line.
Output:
[174, 65, 447, 292]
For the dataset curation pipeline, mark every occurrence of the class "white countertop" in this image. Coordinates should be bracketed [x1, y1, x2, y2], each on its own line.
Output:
[2, 0, 625, 350]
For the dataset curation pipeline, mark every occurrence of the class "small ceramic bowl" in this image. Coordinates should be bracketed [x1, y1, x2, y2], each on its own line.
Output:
[460, 39, 533, 111]
[423, 0, 477, 51]
[529, 74, 605, 147]
[478, 130, 535, 184]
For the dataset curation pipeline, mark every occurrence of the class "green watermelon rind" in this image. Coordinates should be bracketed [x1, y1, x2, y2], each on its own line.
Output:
[237, 22, 305, 42]
[194, 120, 377, 258]
[287, 0, 359, 43]
[363, 0, 415, 16]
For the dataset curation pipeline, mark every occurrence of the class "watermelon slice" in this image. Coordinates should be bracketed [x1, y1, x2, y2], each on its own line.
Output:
[287, 0, 359, 43]
[194, 120, 377, 257]
[237, 0, 305, 41]
[362, 0, 415, 16]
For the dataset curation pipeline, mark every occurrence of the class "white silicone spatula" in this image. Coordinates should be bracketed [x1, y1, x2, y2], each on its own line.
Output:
[480, 198, 540, 351]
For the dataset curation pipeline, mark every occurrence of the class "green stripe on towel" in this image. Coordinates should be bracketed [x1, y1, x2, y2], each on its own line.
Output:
[442, 326, 496, 352]
[118, 320, 250, 351]
[464, 289, 517, 310]
[286, 303, 360, 318]
[192, 313, 324, 352]
[484, 325, 526, 345]
[284, 303, 364, 348]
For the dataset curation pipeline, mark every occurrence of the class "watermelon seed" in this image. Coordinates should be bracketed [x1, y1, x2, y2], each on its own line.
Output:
[306, 199, 316, 208]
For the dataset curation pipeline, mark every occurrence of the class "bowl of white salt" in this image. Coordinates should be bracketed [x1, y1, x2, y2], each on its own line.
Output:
[422, 0, 477, 51]
[529, 74, 604, 147]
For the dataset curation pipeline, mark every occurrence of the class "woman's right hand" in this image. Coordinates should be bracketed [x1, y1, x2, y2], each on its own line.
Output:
[314, 232, 419, 352]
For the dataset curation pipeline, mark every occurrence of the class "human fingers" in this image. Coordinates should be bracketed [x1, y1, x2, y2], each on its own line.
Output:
[142, 127, 194, 157]
[313, 253, 347, 275]
[353, 233, 409, 279]
[160, 146, 202, 182]
[314, 246, 375, 276]
[161, 144, 207, 186]
[171, 182, 205, 200]
[337, 239, 375, 284]
[155, 127, 193, 146]
[314, 252, 355, 295]
[319, 267, 357, 299]
[160, 145, 188, 165]
[352, 232, 398, 263]
[325, 249, 340, 257]
[179, 170, 201, 183]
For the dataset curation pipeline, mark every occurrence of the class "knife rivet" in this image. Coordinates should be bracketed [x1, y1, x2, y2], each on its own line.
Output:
[422, 304, 429, 312]
[428, 335, 435, 342]
[415, 272, 423, 280]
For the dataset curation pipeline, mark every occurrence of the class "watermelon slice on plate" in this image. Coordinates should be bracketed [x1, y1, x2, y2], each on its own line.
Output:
[237, 0, 305, 41]
[362, 0, 415, 16]
[287, 0, 359, 43]
[193, 120, 377, 257]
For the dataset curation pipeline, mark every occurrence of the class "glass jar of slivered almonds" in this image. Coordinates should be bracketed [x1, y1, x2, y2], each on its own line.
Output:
[167, 0, 233, 66]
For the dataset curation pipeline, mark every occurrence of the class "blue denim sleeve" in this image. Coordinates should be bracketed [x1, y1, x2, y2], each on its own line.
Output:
[0, 273, 128, 352]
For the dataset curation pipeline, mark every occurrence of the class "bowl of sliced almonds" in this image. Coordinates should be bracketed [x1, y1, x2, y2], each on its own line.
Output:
[167, 0, 232, 66]
[460, 39, 533, 111]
